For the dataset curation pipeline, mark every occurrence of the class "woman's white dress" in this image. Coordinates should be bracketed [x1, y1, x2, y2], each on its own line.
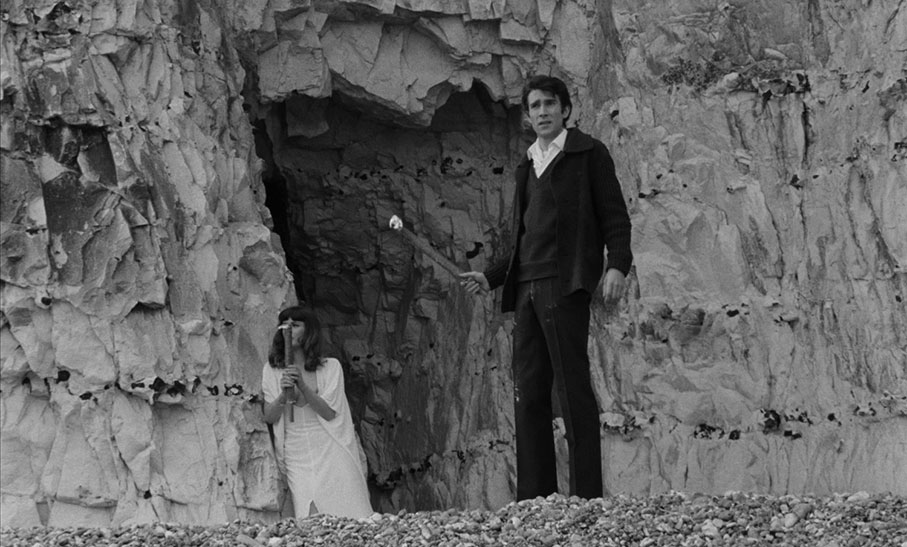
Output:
[261, 357, 373, 519]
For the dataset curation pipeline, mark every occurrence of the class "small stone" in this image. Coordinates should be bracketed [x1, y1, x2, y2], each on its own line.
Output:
[701, 520, 720, 537]
[793, 503, 813, 519]
[846, 492, 870, 503]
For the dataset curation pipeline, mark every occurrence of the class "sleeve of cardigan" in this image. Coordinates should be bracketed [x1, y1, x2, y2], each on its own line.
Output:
[483, 158, 528, 290]
[483, 257, 510, 290]
[589, 141, 633, 276]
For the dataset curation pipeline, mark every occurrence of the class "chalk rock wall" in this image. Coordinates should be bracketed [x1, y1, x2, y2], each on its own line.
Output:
[1, 1, 293, 528]
[598, 0, 907, 496]
[1, 0, 905, 528]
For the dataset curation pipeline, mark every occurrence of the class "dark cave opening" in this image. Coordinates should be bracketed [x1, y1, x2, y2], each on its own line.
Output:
[247, 81, 527, 309]
[241, 81, 529, 512]
[251, 110, 297, 298]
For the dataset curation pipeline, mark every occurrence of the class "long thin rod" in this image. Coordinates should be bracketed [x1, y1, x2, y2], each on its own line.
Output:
[391, 221, 462, 277]
[282, 326, 294, 423]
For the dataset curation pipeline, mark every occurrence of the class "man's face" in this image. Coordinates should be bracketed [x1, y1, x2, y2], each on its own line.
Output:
[526, 89, 570, 142]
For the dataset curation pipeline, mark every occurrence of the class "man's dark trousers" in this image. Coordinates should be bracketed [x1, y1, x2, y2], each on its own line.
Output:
[511, 277, 603, 500]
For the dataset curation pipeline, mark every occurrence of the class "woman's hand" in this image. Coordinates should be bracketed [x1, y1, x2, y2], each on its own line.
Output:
[263, 367, 301, 424]
[280, 368, 300, 401]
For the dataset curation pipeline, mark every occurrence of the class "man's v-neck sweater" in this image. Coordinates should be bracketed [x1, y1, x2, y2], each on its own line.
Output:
[516, 156, 560, 282]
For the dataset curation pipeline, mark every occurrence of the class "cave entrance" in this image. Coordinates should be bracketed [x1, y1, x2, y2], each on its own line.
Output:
[247, 82, 528, 512]
[250, 83, 526, 353]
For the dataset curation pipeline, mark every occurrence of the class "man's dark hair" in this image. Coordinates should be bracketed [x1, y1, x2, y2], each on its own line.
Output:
[521, 75, 573, 122]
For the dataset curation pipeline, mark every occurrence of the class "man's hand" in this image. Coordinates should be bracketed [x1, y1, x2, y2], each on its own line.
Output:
[459, 271, 490, 294]
[601, 269, 626, 303]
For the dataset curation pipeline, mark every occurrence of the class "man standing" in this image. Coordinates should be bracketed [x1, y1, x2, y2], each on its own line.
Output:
[459, 75, 632, 500]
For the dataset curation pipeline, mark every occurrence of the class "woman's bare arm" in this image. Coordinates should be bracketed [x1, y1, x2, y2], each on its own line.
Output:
[262, 391, 286, 424]
[297, 380, 337, 421]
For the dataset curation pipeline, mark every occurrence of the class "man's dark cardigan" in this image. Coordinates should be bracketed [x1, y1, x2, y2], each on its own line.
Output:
[484, 128, 633, 313]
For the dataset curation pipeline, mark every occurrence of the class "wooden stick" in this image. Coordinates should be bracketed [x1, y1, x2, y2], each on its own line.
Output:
[281, 325, 295, 423]
[389, 215, 463, 277]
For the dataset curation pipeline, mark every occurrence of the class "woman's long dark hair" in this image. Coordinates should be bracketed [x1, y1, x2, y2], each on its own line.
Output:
[267, 307, 324, 371]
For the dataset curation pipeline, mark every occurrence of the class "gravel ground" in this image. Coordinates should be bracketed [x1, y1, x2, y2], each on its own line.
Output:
[2, 492, 905, 547]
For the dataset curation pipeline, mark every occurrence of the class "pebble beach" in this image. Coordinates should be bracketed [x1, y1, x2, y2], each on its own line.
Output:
[2, 492, 905, 547]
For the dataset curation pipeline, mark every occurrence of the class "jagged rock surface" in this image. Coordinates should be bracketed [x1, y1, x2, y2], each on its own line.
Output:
[1, 0, 905, 528]
[0, 0, 294, 528]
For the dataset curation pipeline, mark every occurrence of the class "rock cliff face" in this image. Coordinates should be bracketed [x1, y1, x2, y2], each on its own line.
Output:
[0, 0, 295, 527]
[1, 0, 905, 528]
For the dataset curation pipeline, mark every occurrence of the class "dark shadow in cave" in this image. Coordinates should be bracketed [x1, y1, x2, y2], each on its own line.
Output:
[248, 80, 526, 308]
[250, 102, 305, 303]
[244, 80, 528, 512]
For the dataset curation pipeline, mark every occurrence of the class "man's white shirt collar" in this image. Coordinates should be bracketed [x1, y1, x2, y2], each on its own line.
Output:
[528, 128, 568, 177]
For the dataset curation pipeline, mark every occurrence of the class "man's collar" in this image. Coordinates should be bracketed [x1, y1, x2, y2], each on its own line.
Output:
[528, 128, 568, 159]
[538, 128, 568, 153]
